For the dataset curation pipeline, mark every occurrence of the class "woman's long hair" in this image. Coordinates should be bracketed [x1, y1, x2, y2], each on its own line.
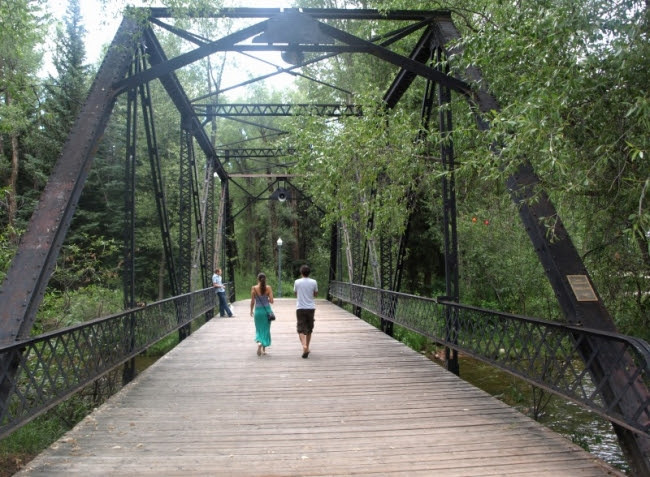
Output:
[258, 272, 267, 295]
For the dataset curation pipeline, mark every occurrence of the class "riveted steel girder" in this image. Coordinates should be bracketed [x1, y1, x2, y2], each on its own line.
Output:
[431, 14, 650, 474]
[0, 17, 142, 344]
[178, 126, 194, 296]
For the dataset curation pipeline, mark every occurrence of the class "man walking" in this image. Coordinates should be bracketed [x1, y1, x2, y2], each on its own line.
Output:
[294, 265, 318, 358]
[213, 268, 233, 317]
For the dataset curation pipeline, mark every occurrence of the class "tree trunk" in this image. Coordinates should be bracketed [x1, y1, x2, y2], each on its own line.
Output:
[158, 255, 165, 300]
[8, 133, 19, 243]
[637, 233, 650, 271]
[341, 221, 354, 282]
[4, 91, 19, 244]
[292, 195, 299, 266]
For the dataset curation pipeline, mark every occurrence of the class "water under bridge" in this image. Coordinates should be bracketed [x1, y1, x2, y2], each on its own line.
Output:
[0, 6, 649, 476]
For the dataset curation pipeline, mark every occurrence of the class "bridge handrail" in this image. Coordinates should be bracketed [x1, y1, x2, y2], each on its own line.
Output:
[329, 281, 650, 437]
[0, 288, 217, 439]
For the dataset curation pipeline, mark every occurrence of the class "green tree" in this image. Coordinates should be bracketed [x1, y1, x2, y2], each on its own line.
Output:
[0, 0, 45, 242]
[40, 0, 89, 171]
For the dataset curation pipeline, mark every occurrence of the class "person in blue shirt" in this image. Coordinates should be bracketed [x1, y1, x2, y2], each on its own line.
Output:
[293, 265, 318, 358]
[212, 268, 233, 317]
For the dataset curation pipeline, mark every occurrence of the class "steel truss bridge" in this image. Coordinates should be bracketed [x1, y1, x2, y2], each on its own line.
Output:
[0, 7, 648, 474]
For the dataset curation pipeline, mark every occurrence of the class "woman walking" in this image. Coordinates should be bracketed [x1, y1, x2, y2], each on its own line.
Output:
[250, 272, 274, 356]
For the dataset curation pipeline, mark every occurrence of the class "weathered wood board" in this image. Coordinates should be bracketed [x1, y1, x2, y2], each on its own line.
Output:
[17, 299, 622, 476]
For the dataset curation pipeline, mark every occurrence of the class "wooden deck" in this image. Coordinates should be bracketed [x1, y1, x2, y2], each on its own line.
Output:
[18, 299, 622, 476]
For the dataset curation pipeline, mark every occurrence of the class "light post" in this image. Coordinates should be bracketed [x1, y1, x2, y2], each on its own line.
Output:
[277, 237, 283, 297]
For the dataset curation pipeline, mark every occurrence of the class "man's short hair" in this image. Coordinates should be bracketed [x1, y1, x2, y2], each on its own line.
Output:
[300, 265, 311, 276]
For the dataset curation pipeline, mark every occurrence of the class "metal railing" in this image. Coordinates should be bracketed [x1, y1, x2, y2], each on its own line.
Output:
[329, 281, 650, 437]
[0, 288, 217, 438]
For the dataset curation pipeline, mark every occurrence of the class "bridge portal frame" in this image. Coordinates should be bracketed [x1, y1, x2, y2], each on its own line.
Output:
[0, 7, 647, 473]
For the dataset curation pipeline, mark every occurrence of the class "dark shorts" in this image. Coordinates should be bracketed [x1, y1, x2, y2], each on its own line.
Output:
[296, 308, 315, 335]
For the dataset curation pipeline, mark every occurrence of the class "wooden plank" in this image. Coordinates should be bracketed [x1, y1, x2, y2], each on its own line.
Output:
[17, 299, 623, 476]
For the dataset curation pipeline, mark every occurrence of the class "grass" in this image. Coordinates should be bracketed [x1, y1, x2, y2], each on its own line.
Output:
[0, 395, 96, 477]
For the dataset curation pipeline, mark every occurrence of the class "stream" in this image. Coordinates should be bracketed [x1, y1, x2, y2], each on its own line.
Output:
[453, 355, 628, 473]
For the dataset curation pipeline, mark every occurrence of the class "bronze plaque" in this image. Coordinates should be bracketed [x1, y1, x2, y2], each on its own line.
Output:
[567, 275, 598, 302]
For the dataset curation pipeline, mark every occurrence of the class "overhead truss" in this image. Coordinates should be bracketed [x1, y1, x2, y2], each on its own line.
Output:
[195, 103, 362, 117]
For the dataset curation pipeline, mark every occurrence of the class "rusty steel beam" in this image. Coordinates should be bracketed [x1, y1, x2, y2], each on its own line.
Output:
[141, 28, 229, 182]
[113, 21, 269, 96]
[316, 18, 472, 98]
[430, 14, 650, 475]
[383, 25, 437, 109]
[0, 17, 142, 344]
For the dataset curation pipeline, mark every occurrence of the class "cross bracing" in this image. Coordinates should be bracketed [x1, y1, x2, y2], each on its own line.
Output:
[195, 103, 362, 117]
[217, 148, 295, 158]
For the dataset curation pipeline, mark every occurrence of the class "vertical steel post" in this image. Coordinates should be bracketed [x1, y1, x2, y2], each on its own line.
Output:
[351, 218, 364, 317]
[379, 235, 394, 337]
[139, 72, 179, 299]
[177, 122, 193, 340]
[437, 47, 460, 376]
[122, 53, 139, 385]
[204, 159, 216, 321]
[123, 57, 138, 312]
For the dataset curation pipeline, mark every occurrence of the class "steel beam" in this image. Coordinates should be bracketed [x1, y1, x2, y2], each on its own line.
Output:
[141, 28, 229, 182]
[178, 125, 194, 295]
[122, 72, 138, 385]
[116, 11, 469, 103]
[384, 25, 437, 109]
[136, 53, 179, 300]
[437, 50, 460, 376]
[205, 164, 216, 292]
[123, 63, 138, 311]
[0, 17, 141, 344]
[177, 125, 193, 340]
[316, 19, 471, 98]
[113, 21, 269, 95]
[431, 14, 650, 474]
[224, 183, 237, 301]
[146, 7, 450, 21]
[217, 149, 295, 159]
[194, 103, 362, 117]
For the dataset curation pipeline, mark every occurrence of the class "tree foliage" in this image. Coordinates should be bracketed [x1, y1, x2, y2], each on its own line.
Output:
[0, 0, 648, 337]
[0, 0, 46, 240]
[290, 0, 650, 334]
[40, 0, 89, 171]
[446, 0, 650, 334]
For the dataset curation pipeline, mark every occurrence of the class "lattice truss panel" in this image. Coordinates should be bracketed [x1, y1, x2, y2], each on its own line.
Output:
[0, 289, 216, 437]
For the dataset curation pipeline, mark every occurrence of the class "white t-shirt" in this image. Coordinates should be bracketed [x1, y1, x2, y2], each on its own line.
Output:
[294, 277, 318, 309]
